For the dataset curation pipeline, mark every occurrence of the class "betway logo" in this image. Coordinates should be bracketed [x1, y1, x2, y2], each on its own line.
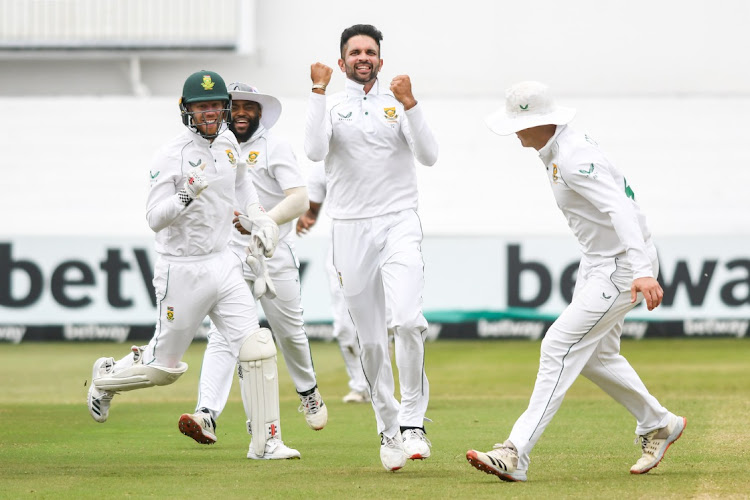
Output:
[477, 319, 545, 340]
[63, 325, 130, 342]
[684, 319, 748, 338]
[621, 321, 648, 340]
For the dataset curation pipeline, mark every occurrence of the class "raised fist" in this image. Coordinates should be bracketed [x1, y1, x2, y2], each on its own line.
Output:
[185, 166, 208, 199]
[311, 62, 333, 87]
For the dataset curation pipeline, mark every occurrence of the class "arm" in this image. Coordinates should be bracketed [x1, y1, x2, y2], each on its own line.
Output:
[296, 162, 326, 235]
[391, 75, 438, 166]
[268, 186, 309, 225]
[265, 138, 309, 225]
[304, 63, 333, 161]
[145, 153, 208, 233]
[564, 160, 663, 310]
[296, 201, 322, 235]
[564, 160, 652, 276]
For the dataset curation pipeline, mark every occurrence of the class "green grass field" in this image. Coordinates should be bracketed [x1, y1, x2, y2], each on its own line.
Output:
[1, 339, 748, 499]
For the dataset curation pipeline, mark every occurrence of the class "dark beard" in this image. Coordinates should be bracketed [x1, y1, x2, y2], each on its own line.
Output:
[347, 66, 378, 86]
[229, 115, 260, 143]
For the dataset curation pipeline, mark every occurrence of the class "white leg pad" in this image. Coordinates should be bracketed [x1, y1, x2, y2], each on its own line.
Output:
[239, 328, 281, 458]
[94, 362, 188, 392]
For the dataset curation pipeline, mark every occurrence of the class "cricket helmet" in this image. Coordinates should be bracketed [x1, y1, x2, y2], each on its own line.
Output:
[179, 70, 231, 138]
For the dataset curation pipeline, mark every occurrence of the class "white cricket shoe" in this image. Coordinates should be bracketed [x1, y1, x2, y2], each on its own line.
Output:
[630, 415, 687, 474]
[247, 437, 301, 460]
[466, 440, 523, 482]
[402, 428, 431, 459]
[178, 411, 217, 445]
[342, 389, 370, 404]
[380, 433, 407, 471]
[298, 388, 328, 430]
[87, 357, 116, 423]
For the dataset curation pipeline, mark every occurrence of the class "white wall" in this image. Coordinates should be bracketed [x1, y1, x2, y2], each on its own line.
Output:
[2, 95, 748, 238]
[1, 0, 749, 239]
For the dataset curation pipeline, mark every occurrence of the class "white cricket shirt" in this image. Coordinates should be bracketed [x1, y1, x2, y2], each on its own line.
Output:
[146, 129, 258, 257]
[229, 124, 305, 245]
[539, 125, 654, 279]
[305, 78, 438, 219]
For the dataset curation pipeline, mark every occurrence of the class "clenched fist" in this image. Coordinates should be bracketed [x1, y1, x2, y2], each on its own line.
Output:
[311, 62, 333, 90]
[390, 75, 417, 110]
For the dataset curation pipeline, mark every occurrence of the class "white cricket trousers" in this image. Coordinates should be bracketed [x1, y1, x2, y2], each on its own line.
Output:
[509, 250, 670, 474]
[327, 245, 368, 394]
[135, 248, 259, 369]
[196, 242, 318, 416]
[332, 209, 430, 438]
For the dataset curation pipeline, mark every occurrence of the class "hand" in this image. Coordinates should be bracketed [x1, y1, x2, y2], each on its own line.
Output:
[184, 166, 208, 199]
[235, 205, 279, 258]
[296, 210, 318, 236]
[311, 62, 333, 87]
[245, 245, 277, 300]
[631, 277, 664, 311]
[390, 75, 417, 110]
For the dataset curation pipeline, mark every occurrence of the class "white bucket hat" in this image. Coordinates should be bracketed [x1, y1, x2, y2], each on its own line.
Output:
[485, 81, 576, 136]
[227, 82, 282, 129]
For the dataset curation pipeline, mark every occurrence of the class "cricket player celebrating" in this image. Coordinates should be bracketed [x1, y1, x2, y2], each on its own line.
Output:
[296, 163, 370, 405]
[466, 81, 685, 482]
[87, 70, 289, 461]
[305, 24, 438, 471]
[178, 83, 327, 459]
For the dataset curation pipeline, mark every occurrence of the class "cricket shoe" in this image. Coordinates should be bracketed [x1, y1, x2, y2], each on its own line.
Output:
[87, 357, 116, 423]
[178, 410, 217, 445]
[402, 428, 431, 459]
[466, 440, 524, 482]
[298, 388, 328, 430]
[380, 432, 408, 471]
[630, 414, 687, 474]
[342, 389, 371, 404]
[247, 437, 301, 460]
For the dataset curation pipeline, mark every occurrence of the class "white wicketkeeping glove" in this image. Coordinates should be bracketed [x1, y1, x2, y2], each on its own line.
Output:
[185, 167, 208, 199]
[237, 203, 279, 258]
[177, 166, 208, 206]
[245, 244, 277, 300]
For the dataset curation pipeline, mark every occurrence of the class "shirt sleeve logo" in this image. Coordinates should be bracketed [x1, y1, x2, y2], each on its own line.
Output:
[149, 170, 160, 188]
[578, 163, 598, 179]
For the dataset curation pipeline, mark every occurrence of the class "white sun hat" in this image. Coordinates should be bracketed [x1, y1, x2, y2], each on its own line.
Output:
[485, 81, 576, 136]
[227, 82, 282, 129]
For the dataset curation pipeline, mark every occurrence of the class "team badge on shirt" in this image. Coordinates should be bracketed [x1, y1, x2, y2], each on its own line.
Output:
[166, 306, 175, 322]
[552, 163, 559, 183]
[384, 107, 398, 122]
[247, 151, 259, 165]
[225, 149, 237, 165]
